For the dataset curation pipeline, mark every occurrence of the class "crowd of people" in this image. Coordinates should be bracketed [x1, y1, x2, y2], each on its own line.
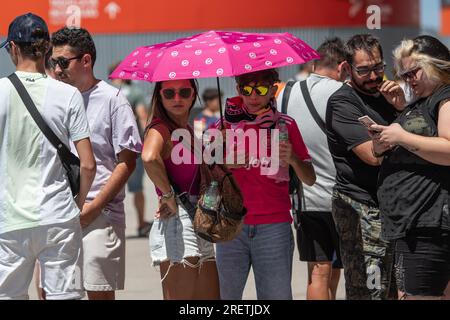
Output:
[0, 12, 449, 300]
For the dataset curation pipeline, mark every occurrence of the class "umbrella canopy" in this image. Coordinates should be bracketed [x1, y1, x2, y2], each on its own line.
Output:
[110, 30, 319, 82]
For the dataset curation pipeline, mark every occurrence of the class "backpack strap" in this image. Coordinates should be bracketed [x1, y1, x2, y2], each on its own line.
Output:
[281, 80, 296, 114]
[279, 80, 306, 225]
[300, 80, 327, 135]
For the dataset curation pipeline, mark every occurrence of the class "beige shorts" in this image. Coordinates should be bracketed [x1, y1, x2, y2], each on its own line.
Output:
[82, 212, 125, 291]
[0, 216, 84, 300]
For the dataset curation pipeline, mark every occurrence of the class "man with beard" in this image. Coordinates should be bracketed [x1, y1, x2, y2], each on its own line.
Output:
[325, 34, 406, 300]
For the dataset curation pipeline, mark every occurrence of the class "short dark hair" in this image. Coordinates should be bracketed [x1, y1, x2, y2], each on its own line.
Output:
[345, 34, 383, 65]
[235, 69, 280, 87]
[314, 37, 346, 69]
[15, 39, 49, 61]
[44, 45, 52, 69]
[51, 27, 96, 67]
[202, 88, 222, 102]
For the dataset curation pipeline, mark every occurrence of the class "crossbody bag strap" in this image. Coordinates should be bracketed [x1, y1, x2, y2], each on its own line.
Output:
[7, 73, 73, 160]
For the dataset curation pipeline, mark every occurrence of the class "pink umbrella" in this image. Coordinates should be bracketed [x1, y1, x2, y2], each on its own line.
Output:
[110, 30, 319, 127]
[109, 30, 320, 82]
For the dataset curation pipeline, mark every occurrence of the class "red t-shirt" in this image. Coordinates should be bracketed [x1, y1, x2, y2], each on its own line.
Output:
[213, 114, 311, 225]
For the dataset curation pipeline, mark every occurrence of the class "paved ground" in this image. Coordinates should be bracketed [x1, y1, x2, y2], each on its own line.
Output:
[29, 178, 345, 300]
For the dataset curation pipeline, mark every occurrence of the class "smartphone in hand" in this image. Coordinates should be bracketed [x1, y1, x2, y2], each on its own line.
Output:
[358, 115, 378, 129]
[358, 115, 381, 138]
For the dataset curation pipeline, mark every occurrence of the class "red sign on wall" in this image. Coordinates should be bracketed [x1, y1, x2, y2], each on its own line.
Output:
[0, 0, 419, 36]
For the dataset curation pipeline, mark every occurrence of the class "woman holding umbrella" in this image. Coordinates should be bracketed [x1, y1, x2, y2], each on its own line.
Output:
[142, 79, 220, 300]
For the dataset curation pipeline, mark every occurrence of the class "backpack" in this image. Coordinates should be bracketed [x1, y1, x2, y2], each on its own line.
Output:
[193, 162, 247, 243]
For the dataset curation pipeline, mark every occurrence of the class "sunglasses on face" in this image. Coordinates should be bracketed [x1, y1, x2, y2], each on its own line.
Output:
[49, 54, 84, 70]
[5, 42, 11, 54]
[351, 62, 386, 77]
[240, 85, 271, 96]
[161, 87, 193, 99]
[399, 66, 421, 82]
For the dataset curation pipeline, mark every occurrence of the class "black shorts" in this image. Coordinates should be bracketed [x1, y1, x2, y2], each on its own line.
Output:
[395, 228, 450, 297]
[296, 211, 343, 268]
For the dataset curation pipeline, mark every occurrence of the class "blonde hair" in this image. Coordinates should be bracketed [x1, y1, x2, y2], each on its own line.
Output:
[393, 38, 450, 85]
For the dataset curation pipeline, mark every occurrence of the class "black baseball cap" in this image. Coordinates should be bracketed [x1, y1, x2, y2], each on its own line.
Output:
[0, 13, 49, 49]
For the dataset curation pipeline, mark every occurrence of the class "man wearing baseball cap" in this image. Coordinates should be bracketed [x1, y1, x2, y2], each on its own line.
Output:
[0, 13, 96, 300]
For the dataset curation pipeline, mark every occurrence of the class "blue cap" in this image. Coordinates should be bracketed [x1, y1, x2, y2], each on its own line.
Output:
[0, 13, 49, 49]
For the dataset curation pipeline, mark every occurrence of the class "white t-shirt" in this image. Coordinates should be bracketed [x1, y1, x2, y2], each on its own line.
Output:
[0, 71, 90, 235]
[76, 80, 142, 227]
[277, 73, 343, 212]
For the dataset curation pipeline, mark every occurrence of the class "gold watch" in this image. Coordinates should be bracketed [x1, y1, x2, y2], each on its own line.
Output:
[160, 186, 175, 200]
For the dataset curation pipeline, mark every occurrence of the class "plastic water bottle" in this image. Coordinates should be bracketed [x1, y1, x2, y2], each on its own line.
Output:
[268, 119, 290, 182]
[202, 181, 221, 211]
[203, 130, 211, 149]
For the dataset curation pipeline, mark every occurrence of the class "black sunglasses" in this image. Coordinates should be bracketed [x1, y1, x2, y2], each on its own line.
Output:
[49, 54, 84, 70]
[351, 62, 386, 77]
[161, 88, 193, 100]
[399, 66, 421, 82]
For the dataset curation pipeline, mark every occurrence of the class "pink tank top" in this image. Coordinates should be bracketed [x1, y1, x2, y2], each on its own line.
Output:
[161, 140, 200, 196]
[150, 119, 200, 196]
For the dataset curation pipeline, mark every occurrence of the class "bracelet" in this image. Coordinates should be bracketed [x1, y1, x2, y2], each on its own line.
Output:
[160, 186, 175, 200]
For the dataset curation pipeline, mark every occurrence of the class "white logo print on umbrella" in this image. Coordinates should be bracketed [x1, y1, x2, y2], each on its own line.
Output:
[109, 30, 320, 123]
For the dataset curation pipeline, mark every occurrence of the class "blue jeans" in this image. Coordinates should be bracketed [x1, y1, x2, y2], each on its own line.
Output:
[216, 222, 294, 300]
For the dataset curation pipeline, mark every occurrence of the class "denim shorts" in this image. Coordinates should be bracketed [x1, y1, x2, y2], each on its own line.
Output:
[149, 198, 215, 267]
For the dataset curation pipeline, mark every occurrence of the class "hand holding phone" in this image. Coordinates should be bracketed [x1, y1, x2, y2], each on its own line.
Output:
[358, 115, 381, 138]
[358, 115, 377, 129]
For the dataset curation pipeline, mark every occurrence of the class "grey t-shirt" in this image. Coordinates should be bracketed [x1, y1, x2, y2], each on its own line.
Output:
[74, 80, 142, 227]
[277, 73, 342, 212]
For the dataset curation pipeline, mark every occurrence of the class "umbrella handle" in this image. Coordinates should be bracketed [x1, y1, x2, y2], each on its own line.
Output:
[216, 77, 225, 129]
[216, 77, 226, 158]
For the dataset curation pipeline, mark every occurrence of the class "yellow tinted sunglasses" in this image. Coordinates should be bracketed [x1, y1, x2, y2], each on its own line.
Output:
[240, 85, 271, 96]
